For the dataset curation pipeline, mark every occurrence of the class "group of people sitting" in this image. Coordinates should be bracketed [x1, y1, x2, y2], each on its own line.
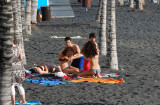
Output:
[11, 33, 101, 105]
[29, 33, 101, 78]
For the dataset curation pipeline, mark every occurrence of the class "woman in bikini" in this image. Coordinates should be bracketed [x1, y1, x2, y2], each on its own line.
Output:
[83, 33, 100, 71]
[29, 62, 61, 74]
[58, 47, 79, 74]
[76, 41, 101, 78]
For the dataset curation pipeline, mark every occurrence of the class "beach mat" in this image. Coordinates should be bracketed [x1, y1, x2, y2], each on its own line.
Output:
[49, 36, 86, 39]
[69, 78, 125, 84]
[15, 100, 41, 105]
[25, 78, 71, 85]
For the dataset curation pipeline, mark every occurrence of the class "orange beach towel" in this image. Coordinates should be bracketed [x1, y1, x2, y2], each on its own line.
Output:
[69, 78, 125, 84]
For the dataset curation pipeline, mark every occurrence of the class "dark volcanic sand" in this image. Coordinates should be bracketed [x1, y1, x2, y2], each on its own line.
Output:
[16, 0, 160, 105]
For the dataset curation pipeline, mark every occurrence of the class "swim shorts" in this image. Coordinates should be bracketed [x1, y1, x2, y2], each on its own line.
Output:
[71, 56, 84, 70]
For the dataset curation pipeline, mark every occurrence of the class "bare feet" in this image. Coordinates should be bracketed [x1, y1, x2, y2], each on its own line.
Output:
[91, 75, 96, 78]
[12, 103, 15, 105]
[96, 73, 102, 78]
[20, 101, 26, 104]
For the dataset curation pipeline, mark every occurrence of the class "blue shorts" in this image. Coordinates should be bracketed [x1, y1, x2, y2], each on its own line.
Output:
[71, 56, 84, 70]
[90, 69, 101, 74]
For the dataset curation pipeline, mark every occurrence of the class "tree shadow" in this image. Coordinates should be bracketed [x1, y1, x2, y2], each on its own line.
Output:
[134, 9, 152, 14]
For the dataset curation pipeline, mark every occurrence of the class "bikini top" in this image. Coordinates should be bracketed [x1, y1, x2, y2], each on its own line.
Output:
[59, 59, 68, 61]
[90, 57, 99, 60]
[37, 66, 44, 71]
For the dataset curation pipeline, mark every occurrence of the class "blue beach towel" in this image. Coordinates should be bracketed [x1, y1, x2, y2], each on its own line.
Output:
[15, 100, 41, 105]
[25, 78, 71, 85]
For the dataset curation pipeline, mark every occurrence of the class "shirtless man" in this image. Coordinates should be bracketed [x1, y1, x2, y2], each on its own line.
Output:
[89, 33, 100, 53]
[58, 37, 84, 71]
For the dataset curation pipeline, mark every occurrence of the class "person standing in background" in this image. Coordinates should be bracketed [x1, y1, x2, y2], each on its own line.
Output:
[11, 38, 26, 105]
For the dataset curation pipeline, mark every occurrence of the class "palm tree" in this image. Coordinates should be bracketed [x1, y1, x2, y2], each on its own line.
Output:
[95, 0, 102, 22]
[31, 0, 38, 24]
[17, 0, 27, 64]
[21, 0, 27, 64]
[21, 0, 26, 36]
[109, 0, 118, 70]
[99, 0, 107, 55]
[12, 0, 26, 64]
[25, 0, 32, 36]
[138, 0, 144, 10]
[22, 0, 29, 41]
[118, 0, 124, 6]
[21, 0, 25, 24]
[0, 0, 13, 104]
[130, 0, 134, 8]
[17, 0, 23, 38]
[12, 0, 19, 39]
[135, 0, 144, 10]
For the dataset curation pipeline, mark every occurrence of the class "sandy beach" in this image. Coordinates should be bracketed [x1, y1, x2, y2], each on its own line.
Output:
[15, 0, 160, 104]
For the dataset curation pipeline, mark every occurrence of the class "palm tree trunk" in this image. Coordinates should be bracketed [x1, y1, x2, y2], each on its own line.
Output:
[26, 0, 32, 36]
[12, 0, 26, 65]
[21, 0, 26, 34]
[17, 0, 26, 64]
[12, 0, 20, 39]
[95, 0, 102, 22]
[109, 0, 118, 70]
[99, 0, 107, 55]
[0, 1, 13, 104]
[17, 0, 23, 41]
[130, 0, 134, 8]
[21, 0, 27, 64]
[138, 0, 144, 10]
[22, 0, 29, 41]
[141, 0, 145, 5]
[31, 0, 38, 24]
[118, 0, 124, 6]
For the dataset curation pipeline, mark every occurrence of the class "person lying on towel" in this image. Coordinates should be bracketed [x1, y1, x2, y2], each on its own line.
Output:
[29, 62, 61, 74]
[58, 46, 80, 74]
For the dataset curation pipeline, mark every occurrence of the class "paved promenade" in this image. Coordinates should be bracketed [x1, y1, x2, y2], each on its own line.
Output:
[49, 0, 74, 18]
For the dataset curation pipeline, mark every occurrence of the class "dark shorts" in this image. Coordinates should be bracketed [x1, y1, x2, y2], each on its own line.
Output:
[71, 56, 84, 70]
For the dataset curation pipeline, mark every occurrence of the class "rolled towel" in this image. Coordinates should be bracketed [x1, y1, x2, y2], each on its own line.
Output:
[55, 72, 66, 77]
